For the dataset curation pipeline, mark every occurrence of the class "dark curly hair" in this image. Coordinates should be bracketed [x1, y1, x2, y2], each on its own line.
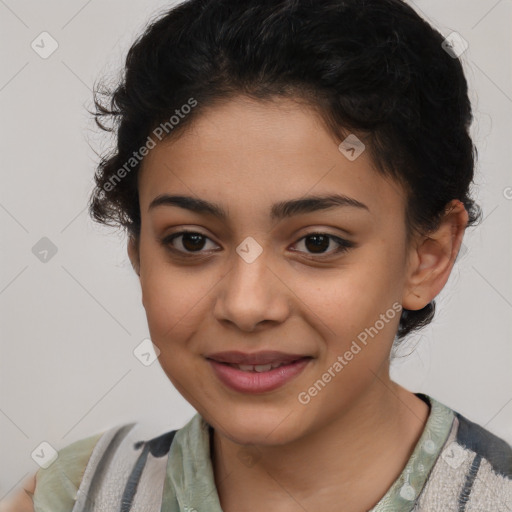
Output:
[88, 0, 482, 342]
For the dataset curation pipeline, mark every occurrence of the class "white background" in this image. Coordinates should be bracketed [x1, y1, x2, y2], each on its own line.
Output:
[1, 0, 511, 497]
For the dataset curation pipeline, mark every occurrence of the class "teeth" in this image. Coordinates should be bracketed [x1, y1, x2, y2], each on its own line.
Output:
[231, 361, 288, 372]
[238, 364, 259, 371]
[254, 364, 273, 372]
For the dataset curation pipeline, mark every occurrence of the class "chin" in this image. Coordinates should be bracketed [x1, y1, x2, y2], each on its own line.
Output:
[209, 406, 307, 447]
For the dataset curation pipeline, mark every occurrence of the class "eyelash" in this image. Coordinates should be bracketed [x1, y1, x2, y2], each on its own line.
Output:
[160, 230, 354, 259]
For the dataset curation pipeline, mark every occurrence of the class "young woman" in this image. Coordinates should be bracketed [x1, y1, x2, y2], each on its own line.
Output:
[6, 0, 511, 510]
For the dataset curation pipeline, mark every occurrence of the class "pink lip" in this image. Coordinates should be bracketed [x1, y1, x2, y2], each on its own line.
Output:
[207, 357, 312, 394]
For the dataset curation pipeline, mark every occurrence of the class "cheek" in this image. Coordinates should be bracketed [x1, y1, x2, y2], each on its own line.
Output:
[142, 272, 207, 341]
[139, 247, 209, 344]
[292, 257, 401, 331]
[139, 260, 212, 399]
[288, 250, 404, 364]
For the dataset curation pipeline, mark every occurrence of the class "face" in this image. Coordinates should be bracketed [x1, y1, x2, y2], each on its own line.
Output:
[130, 95, 420, 446]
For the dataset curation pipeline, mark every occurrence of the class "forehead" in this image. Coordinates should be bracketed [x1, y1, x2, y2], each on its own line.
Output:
[138, 96, 406, 222]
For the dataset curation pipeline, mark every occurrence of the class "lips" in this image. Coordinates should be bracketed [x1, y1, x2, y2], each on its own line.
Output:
[205, 350, 313, 393]
[205, 350, 310, 366]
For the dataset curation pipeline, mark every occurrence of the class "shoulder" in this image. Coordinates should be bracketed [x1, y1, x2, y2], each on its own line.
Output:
[32, 422, 178, 512]
[454, 411, 512, 478]
[417, 408, 512, 510]
[32, 424, 129, 512]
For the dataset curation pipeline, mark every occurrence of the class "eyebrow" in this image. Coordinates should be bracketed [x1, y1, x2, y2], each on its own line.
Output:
[148, 193, 369, 220]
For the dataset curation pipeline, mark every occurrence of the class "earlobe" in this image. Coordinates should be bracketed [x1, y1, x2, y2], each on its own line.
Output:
[402, 199, 468, 311]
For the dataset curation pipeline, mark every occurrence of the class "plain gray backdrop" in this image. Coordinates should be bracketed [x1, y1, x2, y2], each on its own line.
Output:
[1, 0, 511, 497]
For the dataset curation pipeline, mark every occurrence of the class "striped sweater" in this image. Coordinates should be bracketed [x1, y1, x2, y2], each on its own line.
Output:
[32, 393, 512, 511]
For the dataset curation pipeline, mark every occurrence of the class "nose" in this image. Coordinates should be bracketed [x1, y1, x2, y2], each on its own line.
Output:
[213, 246, 291, 333]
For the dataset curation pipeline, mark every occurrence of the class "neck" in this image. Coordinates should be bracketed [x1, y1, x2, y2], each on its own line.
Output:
[212, 377, 430, 512]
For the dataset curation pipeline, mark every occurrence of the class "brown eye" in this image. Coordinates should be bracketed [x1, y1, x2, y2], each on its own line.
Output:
[291, 233, 354, 257]
[161, 231, 218, 254]
[304, 234, 330, 253]
[180, 233, 206, 251]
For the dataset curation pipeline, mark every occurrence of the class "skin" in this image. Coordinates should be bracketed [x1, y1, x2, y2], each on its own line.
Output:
[0, 473, 36, 511]
[126, 95, 468, 511]
[3, 94, 467, 511]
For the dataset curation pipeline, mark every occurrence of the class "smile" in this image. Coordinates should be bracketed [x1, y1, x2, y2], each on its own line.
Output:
[224, 361, 291, 372]
[207, 357, 312, 394]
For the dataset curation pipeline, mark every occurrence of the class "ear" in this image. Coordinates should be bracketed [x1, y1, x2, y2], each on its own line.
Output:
[127, 235, 141, 277]
[402, 199, 469, 311]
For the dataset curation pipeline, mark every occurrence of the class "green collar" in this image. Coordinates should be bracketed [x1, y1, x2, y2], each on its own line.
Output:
[162, 393, 454, 511]
[370, 393, 455, 511]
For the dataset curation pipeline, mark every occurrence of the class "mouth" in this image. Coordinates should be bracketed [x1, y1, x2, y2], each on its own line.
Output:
[205, 350, 311, 366]
[211, 359, 308, 372]
[205, 351, 313, 394]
